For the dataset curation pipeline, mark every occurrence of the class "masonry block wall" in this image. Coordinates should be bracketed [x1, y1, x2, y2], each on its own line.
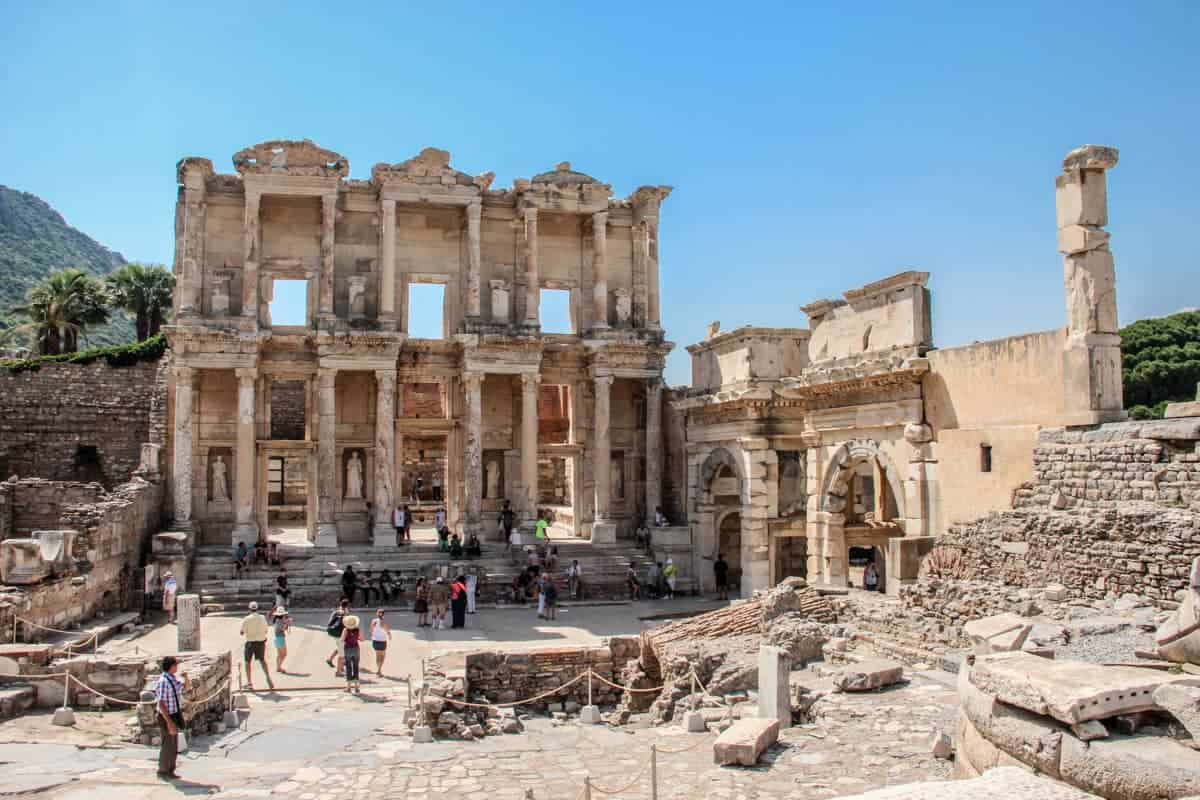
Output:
[464, 637, 640, 708]
[0, 357, 167, 488]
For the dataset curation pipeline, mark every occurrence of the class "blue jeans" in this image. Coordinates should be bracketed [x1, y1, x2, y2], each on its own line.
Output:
[344, 647, 360, 682]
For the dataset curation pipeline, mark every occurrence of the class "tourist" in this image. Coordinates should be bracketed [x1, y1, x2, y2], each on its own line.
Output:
[240, 601, 275, 691]
[450, 574, 469, 628]
[432, 474, 443, 501]
[567, 559, 582, 599]
[429, 577, 450, 630]
[547, 543, 559, 571]
[536, 571, 549, 619]
[714, 553, 730, 601]
[359, 569, 377, 606]
[544, 575, 559, 621]
[274, 567, 291, 609]
[402, 504, 413, 542]
[466, 571, 478, 614]
[654, 506, 669, 527]
[393, 504, 407, 546]
[499, 502, 515, 549]
[626, 563, 642, 600]
[526, 546, 541, 571]
[233, 541, 249, 577]
[341, 564, 358, 605]
[664, 557, 678, 599]
[864, 561, 880, 592]
[270, 606, 291, 673]
[437, 525, 450, 553]
[153, 655, 190, 780]
[341, 614, 362, 694]
[369, 609, 392, 676]
[325, 599, 350, 675]
[435, 507, 446, 531]
[413, 577, 430, 627]
[509, 523, 524, 563]
[253, 538, 268, 565]
[415, 476, 424, 501]
[162, 570, 178, 623]
[535, 513, 549, 546]
[635, 523, 651, 554]
[378, 568, 398, 603]
[464, 531, 482, 558]
[268, 540, 281, 566]
[647, 562, 662, 599]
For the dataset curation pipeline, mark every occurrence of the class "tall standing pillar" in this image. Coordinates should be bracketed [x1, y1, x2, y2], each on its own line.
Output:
[176, 162, 209, 315]
[631, 187, 671, 329]
[172, 366, 195, 529]
[373, 370, 396, 543]
[644, 378, 663, 525]
[592, 375, 616, 542]
[1057, 145, 1123, 423]
[521, 373, 541, 521]
[591, 211, 609, 329]
[521, 206, 539, 325]
[319, 194, 337, 322]
[232, 369, 258, 547]
[242, 190, 261, 321]
[379, 198, 396, 324]
[464, 372, 484, 535]
[466, 199, 482, 320]
[315, 368, 339, 547]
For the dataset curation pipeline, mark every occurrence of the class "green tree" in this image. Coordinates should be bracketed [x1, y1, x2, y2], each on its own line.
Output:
[1121, 310, 1200, 419]
[105, 262, 174, 341]
[9, 268, 110, 355]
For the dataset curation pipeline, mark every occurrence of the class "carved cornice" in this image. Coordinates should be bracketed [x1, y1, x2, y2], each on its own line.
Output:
[233, 140, 349, 178]
[370, 147, 493, 193]
[777, 360, 929, 399]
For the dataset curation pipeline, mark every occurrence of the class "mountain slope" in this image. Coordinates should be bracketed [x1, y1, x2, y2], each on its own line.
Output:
[0, 185, 134, 347]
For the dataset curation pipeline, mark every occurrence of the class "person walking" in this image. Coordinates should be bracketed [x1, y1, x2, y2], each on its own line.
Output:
[535, 514, 549, 546]
[413, 577, 430, 627]
[402, 504, 413, 543]
[240, 602, 275, 691]
[864, 561, 880, 592]
[429, 577, 450, 630]
[369, 609, 392, 676]
[393, 504, 407, 546]
[536, 571, 549, 619]
[567, 559, 582, 599]
[161, 571, 179, 623]
[543, 576, 559, 621]
[500, 501, 515, 549]
[466, 571, 478, 614]
[664, 558, 678, 599]
[435, 507, 446, 532]
[714, 553, 730, 601]
[341, 615, 362, 694]
[626, 563, 642, 600]
[270, 606, 291, 673]
[325, 599, 350, 675]
[450, 574, 469, 629]
[432, 474, 443, 502]
[153, 656, 190, 780]
[274, 567, 291, 610]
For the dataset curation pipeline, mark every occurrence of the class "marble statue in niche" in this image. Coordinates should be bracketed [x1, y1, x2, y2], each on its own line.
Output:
[211, 455, 229, 501]
[486, 459, 500, 499]
[346, 451, 364, 499]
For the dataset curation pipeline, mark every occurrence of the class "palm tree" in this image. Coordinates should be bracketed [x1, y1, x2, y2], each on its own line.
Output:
[106, 263, 175, 341]
[10, 269, 111, 355]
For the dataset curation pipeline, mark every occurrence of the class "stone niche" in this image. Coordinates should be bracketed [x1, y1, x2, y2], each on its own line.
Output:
[341, 448, 368, 507]
[490, 279, 511, 324]
[482, 450, 506, 502]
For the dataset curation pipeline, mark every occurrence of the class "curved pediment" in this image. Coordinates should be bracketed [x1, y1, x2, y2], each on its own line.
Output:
[531, 161, 606, 188]
[371, 147, 494, 192]
[233, 140, 349, 178]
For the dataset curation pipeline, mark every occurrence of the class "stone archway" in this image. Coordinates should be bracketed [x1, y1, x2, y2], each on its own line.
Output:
[692, 446, 747, 596]
[819, 439, 906, 521]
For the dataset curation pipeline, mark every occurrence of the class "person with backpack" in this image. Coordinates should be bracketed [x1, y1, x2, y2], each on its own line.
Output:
[325, 599, 350, 675]
[428, 577, 450, 630]
[340, 615, 363, 694]
[543, 575, 559, 621]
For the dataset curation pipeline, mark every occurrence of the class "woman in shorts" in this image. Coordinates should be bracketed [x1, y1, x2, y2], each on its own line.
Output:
[270, 607, 291, 673]
[413, 577, 430, 628]
[369, 609, 392, 676]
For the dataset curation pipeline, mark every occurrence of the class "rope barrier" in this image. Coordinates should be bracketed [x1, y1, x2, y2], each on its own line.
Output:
[64, 674, 232, 708]
[587, 669, 666, 694]
[587, 752, 653, 795]
[654, 731, 714, 754]
[439, 671, 589, 709]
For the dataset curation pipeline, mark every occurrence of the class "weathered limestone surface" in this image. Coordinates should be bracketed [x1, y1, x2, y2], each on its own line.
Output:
[1153, 680, 1200, 743]
[757, 644, 791, 726]
[832, 658, 904, 692]
[828, 767, 1095, 799]
[177, 594, 201, 651]
[1156, 556, 1200, 664]
[964, 613, 1034, 655]
[712, 717, 779, 766]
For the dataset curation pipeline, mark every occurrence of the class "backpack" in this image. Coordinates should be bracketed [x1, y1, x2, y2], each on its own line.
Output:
[326, 611, 345, 638]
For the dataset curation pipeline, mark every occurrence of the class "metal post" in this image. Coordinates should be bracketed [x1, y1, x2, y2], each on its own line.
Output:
[650, 744, 658, 800]
[583, 775, 592, 800]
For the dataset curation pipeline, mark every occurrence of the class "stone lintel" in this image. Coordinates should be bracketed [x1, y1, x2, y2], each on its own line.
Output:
[842, 270, 930, 304]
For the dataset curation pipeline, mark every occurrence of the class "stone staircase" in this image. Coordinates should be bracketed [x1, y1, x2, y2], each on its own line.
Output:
[190, 538, 658, 614]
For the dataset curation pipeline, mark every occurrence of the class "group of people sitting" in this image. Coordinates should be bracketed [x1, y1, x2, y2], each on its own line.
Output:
[625, 557, 678, 600]
[436, 526, 482, 558]
[233, 539, 282, 577]
[339, 564, 404, 606]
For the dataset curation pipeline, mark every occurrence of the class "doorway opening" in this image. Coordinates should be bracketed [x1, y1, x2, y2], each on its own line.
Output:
[718, 512, 743, 594]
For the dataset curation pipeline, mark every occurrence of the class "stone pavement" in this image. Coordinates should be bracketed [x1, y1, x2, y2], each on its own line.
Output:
[0, 664, 962, 800]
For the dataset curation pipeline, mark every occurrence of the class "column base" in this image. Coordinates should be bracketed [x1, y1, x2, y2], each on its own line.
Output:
[315, 523, 339, 548]
[372, 522, 398, 548]
[591, 521, 618, 545]
[232, 522, 259, 549]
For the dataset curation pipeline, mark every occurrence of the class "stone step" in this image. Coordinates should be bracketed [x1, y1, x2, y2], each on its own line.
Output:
[0, 685, 36, 720]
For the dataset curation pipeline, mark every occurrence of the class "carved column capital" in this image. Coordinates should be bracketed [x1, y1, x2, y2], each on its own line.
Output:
[318, 367, 338, 388]
[594, 374, 615, 389]
[521, 372, 542, 391]
[466, 198, 482, 219]
[174, 365, 195, 382]
[235, 367, 257, 385]
[375, 369, 397, 386]
[463, 372, 485, 392]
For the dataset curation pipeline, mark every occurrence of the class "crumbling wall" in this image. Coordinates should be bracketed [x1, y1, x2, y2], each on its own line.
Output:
[0, 358, 165, 487]
[465, 638, 639, 708]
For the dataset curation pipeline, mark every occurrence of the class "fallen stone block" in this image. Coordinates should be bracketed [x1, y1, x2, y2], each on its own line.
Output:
[957, 666, 1063, 778]
[1069, 720, 1108, 741]
[1154, 681, 1200, 741]
[1059, 732, 1200, 799]
[833, 659, 904, 692]
[930, 731, 953, 759]
[712, 717, 779, 766]
[964, 613, 1034, 655]
[1044, 584, 1070, 602]
[683, 710, 707, 733]
[970, 651, 1182, 724]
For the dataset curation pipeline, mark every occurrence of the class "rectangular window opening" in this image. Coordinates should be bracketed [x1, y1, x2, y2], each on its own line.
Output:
[269, 280, 309, 327]
[408, 283, 445, 339]
[980, 444, 993, 473]
[540, 289, 573, 334]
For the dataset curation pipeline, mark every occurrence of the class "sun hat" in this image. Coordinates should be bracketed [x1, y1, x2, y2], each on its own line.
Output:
[343, 615, 360, 629]
[249, 601, 259, 611]
[163, 571, 173, 578]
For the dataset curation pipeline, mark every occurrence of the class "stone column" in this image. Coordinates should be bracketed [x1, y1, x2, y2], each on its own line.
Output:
[644, 378, 663, 526]
[466, 199, 482, 320]
[232, 369, 258, 547]
[315, 368, 338, 547]
[373, 370, 396, 544]
[521, 206, 539, 325]
[1057, 145, 1123, 423]
[319, 194, 337, 320]
[591, 211, 609, 329]
[631, 187, 670, 329]
[172, 366, 195, 528]
[379, 198, 396, 322]
[521, 373, 541, 521]
[177, 168, 207, 315]
[464, 372, 484, 535]
[757, 645, 792, 726]
[176, 594, 202, 652]
[242, 190, 261, 320]
[592, 376, 614, 538]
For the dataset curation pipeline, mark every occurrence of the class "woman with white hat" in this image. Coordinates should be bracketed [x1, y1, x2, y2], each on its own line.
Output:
[340, 614, 363, 693]
[270, 607, 291, 673]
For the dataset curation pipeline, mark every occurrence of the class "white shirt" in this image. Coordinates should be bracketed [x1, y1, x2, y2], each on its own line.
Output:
[568, 563, 581, 577]
[393, 509, 406, 526]
[435, 511, 446, 528]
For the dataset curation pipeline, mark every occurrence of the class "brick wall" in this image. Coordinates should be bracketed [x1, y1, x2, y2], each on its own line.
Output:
[270, 380, 306, 440]
[465, 637, 640, 708]
[0, 357, 167, 488]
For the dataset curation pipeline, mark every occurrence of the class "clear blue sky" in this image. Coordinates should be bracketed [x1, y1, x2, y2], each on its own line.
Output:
[3, 1, 1197, 385]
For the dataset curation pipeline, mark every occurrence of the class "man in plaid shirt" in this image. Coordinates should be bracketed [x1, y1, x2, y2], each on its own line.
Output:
[154, 656, 190, 779]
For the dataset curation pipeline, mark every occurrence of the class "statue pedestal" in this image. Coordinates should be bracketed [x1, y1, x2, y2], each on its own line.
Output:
[591, 522, 618, 545]
[372, 523, 397, 548]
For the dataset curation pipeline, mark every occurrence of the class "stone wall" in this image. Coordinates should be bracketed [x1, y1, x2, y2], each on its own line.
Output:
[1, 475, 164, 642]
[0, 357, 167, 488]
[1013, 420, 1200, 513]
[6, 480, 106, 539]
[269, 380, 306, 440]
[464, 637, 640, 708]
